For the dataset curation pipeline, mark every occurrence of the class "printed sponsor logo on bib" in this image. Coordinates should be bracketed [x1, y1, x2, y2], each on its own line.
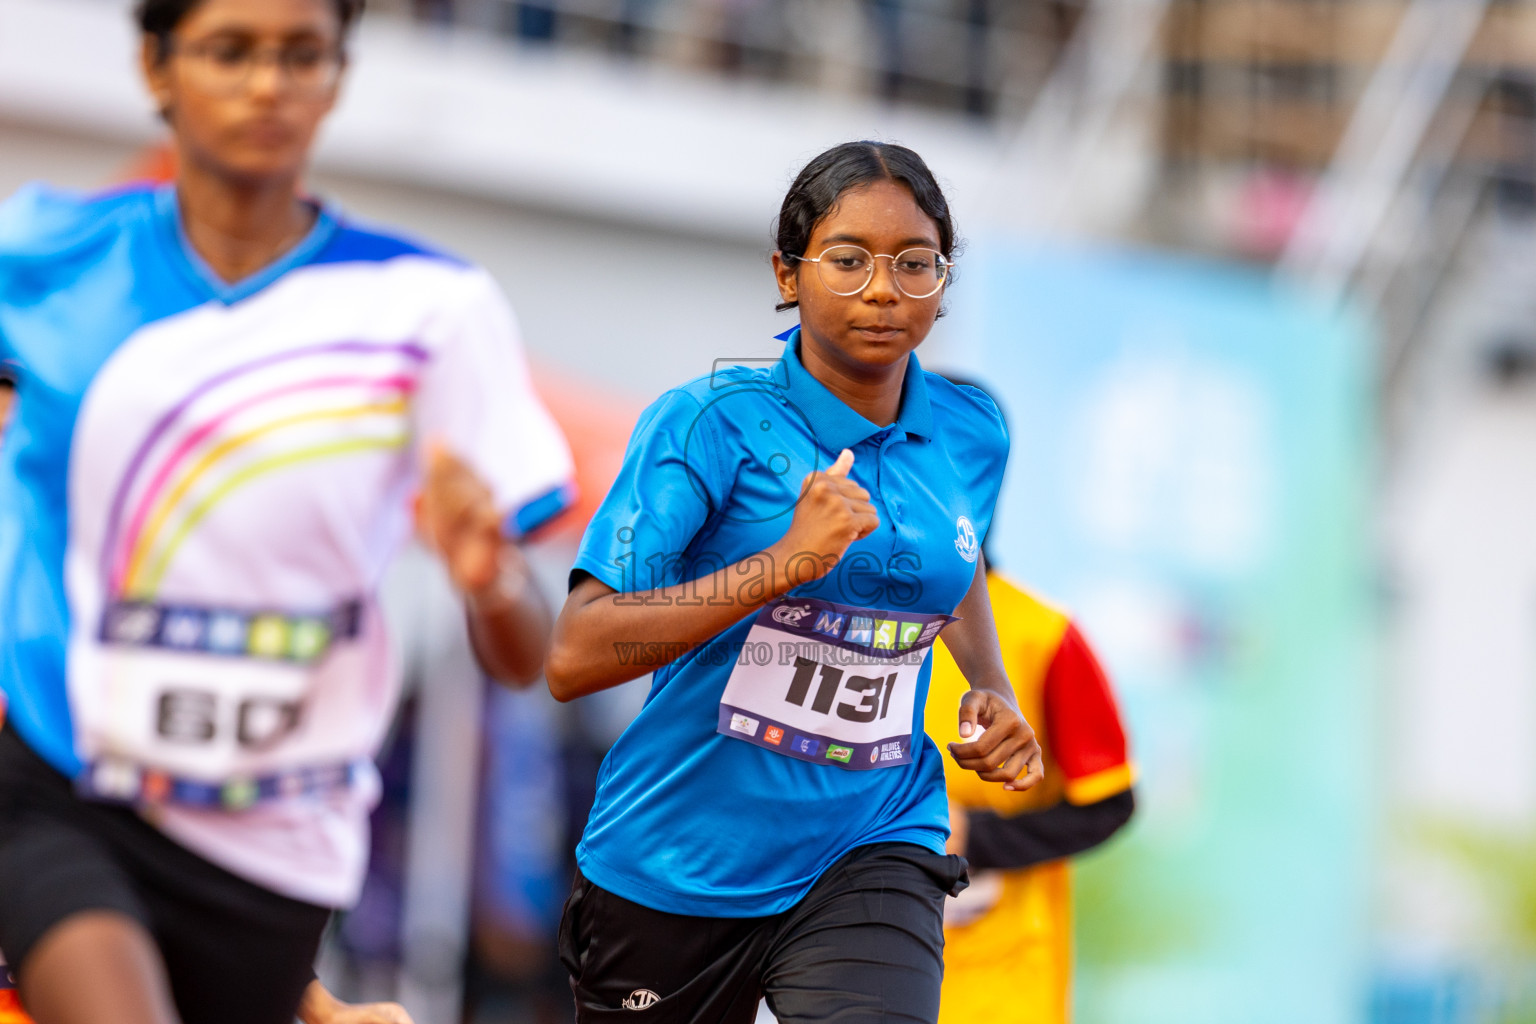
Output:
[716, 597, 954, 771]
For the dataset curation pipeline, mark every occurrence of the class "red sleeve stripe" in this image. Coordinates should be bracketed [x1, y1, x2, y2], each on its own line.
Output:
[1043, 621, 1132, 787]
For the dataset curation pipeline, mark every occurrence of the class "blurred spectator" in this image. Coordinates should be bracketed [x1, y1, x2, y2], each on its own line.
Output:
[614, 0, 665, 55]
[399, 0, 1017, 116]
[412, 0, 457, 24]
[516, 2, 558, 42]
[705, 0, 789, 77]
[962, 0, 992, 117]
[867, 0, 913, 101]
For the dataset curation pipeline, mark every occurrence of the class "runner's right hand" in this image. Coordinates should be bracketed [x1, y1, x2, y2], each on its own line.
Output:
[776, 449, 880, 581]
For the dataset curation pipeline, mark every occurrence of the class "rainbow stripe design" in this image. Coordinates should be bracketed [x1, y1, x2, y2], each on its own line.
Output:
[100, 341, 427, 601]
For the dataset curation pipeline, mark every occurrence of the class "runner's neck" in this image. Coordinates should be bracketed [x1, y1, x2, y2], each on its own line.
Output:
[173, 161, 316, 286]
[796, 334, 908, 429]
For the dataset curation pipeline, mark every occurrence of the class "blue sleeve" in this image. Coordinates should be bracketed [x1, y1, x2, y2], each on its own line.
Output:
[573, 388, 728, 594]
[954, 384, 1010, 546]
[0, 183, 91, 260]
[0, 186, 43, 361]
[0, 183, 125, 362]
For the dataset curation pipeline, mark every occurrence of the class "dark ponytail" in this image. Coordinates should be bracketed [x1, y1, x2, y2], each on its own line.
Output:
[774, 141, 959, 313]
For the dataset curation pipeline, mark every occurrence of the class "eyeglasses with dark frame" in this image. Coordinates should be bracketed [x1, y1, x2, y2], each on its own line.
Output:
[788, 245, 952, 299]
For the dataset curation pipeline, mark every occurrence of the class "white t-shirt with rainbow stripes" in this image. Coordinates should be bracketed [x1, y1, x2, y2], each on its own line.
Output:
[0, 183, 573, 906]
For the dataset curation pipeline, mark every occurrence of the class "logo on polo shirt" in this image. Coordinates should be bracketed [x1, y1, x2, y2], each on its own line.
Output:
[954, 515, 979, 563]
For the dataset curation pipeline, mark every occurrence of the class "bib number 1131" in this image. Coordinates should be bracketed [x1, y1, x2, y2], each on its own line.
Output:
[784, 656, 897, 724]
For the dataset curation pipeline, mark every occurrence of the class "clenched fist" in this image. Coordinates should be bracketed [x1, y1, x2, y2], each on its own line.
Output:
[413, 441, 505, 595]
[774, 448, 880, 583]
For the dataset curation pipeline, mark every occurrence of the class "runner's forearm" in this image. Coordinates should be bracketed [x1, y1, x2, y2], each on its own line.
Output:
[464, 542, 553, 686]
[940, 557, 1015, 703]
[547, 540, 819, 700]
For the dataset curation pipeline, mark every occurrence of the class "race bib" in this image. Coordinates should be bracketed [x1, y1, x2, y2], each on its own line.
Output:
[716, 597, 954, 770]
[72, 598, 364, 806]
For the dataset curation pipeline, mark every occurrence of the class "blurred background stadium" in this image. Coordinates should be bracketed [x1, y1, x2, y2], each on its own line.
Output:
[2, 0, 1534, 1021]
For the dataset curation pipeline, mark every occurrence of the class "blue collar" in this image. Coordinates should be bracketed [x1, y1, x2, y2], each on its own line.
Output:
[771, 326, 934, 451]
[153, 184, 340, 306]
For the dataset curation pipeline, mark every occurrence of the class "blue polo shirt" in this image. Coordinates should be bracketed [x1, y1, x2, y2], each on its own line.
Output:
[572, 329, 1009, 917]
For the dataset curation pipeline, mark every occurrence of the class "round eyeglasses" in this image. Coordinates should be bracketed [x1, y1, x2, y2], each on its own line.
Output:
[170, 38, 344, 98]
[790, 245, 952, 299]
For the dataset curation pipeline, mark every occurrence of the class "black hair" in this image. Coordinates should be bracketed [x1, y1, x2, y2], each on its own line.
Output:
[774, 141, 959, 313]
[137, 0, 365, 58]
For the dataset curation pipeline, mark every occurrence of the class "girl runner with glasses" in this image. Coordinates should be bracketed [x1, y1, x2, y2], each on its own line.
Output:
[548, 141, 1043, 1023]
[0, 2, 574, 1022]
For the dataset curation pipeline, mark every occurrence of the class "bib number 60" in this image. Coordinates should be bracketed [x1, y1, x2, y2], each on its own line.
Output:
[156, 687, 304, 751]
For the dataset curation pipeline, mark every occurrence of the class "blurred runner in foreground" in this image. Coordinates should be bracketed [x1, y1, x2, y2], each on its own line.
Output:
[0, 1, 574, 1022]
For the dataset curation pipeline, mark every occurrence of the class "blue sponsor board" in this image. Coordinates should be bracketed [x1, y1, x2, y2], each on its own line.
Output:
[714, 705, 911, 770]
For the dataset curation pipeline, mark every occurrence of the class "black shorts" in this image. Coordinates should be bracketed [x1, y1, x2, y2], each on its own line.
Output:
[558, 842, 967, 1024]
[0, 724, 331, 1024]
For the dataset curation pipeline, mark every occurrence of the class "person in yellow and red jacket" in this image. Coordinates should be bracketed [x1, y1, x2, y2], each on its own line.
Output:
[925, 377, 1135, 1024]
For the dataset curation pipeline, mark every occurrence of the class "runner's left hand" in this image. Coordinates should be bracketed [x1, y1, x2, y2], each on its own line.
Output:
[946, 689, 1044, 793]
[414, 441, 505, 595]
